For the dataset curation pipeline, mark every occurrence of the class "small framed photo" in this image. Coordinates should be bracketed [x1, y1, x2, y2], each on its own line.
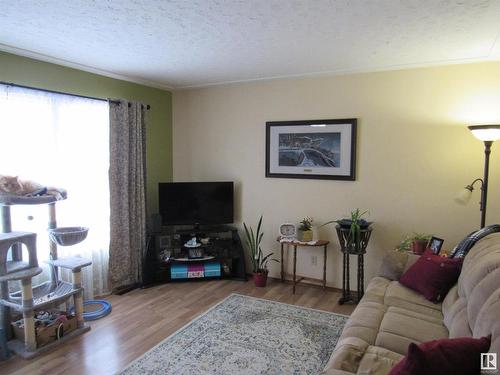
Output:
[265, 119, 357, 180]
[428, 236, 444, 255]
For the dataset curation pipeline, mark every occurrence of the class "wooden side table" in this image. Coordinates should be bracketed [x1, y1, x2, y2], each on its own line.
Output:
[278, 238, 330, 294]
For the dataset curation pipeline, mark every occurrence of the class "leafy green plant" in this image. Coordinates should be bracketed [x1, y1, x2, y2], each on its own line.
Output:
[298, 216, 313, 231]
[346, 209, 369, 245]
[243, 215, 279, 273]
[396, 236, 413, 252]
[413, 232, 431, 241]
[396, 232, 431, 252]
[322, 209, 370, 246]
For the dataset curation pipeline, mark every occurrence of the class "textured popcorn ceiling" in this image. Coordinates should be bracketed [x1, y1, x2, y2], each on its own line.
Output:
[1, 0, 500, 89]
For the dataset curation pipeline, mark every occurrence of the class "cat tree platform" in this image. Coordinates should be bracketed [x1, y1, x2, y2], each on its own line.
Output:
[47, 257, 92, 272]
[0, 191, 67, 205]
[0, 267, 42, 283]
[7, 325, 90, 359]
[2, 281, 80, 311]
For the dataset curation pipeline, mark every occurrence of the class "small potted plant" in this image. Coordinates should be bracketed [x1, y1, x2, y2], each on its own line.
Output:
[243, 215, 278, 287]
[298, 217, 314, 242]
[397, 233, 431, 255]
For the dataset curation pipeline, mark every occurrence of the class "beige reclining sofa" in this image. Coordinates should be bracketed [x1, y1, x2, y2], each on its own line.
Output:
[323, 233, 500, 375]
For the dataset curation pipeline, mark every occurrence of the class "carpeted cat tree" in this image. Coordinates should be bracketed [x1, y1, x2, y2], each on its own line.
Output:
[0, 192, 94, 358]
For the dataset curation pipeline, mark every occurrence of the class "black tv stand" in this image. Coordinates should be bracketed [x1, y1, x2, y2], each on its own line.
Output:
[143, 225, 247, 286]
[174, 224, 236, 235]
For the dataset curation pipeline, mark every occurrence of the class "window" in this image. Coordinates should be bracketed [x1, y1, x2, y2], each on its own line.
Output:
[0, 84, 110, 298]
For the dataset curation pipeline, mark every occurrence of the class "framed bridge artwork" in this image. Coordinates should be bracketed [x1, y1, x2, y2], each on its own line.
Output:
[265, 118, 357, 180]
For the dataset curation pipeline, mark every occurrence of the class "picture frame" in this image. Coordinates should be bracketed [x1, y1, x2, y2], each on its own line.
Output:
[428, 236, 444, 255]
[265, 119, 357, 180]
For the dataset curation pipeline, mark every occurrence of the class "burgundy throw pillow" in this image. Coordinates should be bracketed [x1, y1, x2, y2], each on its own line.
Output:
[389, 336, 491, 375]
[399, 250, 462, 302]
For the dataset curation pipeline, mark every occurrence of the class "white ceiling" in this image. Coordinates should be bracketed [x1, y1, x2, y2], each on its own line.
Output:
[1, 0, 500, 90]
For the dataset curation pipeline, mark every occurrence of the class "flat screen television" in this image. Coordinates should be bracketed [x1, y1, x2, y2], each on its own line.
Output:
[159, 182, 234, 226]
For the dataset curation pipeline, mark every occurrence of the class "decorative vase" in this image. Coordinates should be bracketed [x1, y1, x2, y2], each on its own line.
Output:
[253, 271, 268, 287]
[299, 229, 313, 242]
[411, 240, 427, 255]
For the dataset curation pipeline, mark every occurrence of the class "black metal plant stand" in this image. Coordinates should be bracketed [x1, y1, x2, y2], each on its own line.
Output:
[336, 225, 372, 305]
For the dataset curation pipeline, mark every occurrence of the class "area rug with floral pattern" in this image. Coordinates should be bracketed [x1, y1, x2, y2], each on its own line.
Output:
[120, 293, 348, 375]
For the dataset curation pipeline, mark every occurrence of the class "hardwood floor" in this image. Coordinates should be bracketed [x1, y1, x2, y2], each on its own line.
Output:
[1, 278, 355, 375]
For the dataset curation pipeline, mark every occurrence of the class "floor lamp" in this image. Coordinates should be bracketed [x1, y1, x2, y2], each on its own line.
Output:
[455, 125, 500, 228]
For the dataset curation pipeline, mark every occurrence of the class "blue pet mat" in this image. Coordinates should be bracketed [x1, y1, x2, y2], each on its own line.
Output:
[71, 300, 112, 321]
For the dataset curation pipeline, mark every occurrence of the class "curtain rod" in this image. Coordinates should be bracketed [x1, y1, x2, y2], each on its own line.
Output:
[0, 81, 151, 110]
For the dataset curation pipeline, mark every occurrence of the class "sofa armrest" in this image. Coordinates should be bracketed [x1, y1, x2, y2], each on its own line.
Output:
[378, 251, 420, 280]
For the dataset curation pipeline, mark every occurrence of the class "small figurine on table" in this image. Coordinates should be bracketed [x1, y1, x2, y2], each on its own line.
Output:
[184, 237, 200, 248]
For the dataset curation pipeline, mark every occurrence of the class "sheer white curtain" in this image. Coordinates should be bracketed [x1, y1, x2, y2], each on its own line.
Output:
[0, 84, 110, 298]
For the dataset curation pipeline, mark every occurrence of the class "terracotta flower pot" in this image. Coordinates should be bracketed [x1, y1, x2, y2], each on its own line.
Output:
[411, 240, 428, 255]
[253, 271, 268, 287]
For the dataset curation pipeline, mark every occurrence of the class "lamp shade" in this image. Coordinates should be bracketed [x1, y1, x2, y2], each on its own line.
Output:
[454, 187, 473, 205]
[468, 125, 500, 141]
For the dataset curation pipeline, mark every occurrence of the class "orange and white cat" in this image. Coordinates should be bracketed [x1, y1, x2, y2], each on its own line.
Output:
[0, 175, 64, 200]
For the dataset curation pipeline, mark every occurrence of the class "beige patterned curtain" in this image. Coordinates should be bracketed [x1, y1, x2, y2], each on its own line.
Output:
[108, 99, 147, 292]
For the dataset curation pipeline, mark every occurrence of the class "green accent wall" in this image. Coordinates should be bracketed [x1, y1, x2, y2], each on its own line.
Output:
[0, 51, 172, 214]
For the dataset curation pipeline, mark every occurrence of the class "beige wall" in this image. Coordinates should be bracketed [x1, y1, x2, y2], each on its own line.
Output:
[172, 62, 500, 289]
